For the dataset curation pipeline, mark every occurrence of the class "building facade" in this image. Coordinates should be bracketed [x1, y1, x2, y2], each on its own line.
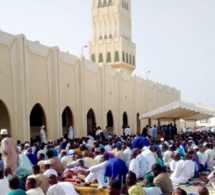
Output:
[0, 0, 180, 142]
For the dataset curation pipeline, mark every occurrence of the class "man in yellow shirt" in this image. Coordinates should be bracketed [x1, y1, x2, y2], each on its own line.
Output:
[126, 171, 145, 195]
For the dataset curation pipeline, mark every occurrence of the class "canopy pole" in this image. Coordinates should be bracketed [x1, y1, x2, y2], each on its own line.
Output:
[148, 118, 151, 127]
[158, 119, 161, 128]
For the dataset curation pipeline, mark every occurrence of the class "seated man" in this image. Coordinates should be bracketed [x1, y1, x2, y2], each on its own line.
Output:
[104, 157, 128, 185]
[84, 154, 109, 189]
[47, 173, 78, 195]
[27, 165, 48, 193]
[151, 163, 173, 195]
[142, 174, 162, 195]
[126, 171, 145, 195]
[25, 178, 44, 195]
[170, 153, 190, 185]
[108, 180, 122, 195]
[7, 176, 27, 195]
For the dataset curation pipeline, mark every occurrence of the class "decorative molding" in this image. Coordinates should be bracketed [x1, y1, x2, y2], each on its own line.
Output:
[59, 51, 77, 65]
[27, 40, 50, 57]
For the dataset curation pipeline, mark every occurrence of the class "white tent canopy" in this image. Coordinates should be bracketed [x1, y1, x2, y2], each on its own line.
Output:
[139, 100, 215, 121]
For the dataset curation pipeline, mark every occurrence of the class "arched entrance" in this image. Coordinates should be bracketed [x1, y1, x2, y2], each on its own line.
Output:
[123, 111, 128, 126]
[62, 106, 73, 138]
[0, 100, 10, 135]
[136, 113, 140, 135]
[122, 111, 128, 135]
[30, 103, 46, 141]
[107, 110, 114, 132]
[87, 109, 96, 136]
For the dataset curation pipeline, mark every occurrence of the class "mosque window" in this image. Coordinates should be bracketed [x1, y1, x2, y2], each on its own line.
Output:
[129, 54, 132, 64]
[99, 36, 102, 40]
[106, 52, 111, 63]
[98, 0, 102, 8]
[122, 51, 125, 62]
[108, 0, 112, 6]
[99, 53, 103, 63]
[104, 35, 107, 39]
[91, 54, 96, 62]
[126, 53, 128, 63]
[133, 56, 135, 66]
[114, 51, 119, 62]
[103, 0, 107, 7]
[109, 34, 112, 39]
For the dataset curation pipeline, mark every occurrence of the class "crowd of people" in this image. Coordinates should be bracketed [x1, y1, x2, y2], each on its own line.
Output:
[0, 123, 215, 195]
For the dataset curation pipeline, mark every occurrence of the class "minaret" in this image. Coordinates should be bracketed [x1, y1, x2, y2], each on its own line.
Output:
[89, 0, 136, 73]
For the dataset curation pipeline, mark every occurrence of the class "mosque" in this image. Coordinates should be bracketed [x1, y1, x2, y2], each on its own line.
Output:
[0, 0, 180, 142]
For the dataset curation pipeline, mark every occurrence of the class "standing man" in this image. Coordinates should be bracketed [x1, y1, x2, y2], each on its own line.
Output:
[67, 125, 74, 140]
[0, 129, 19, 175]
[40, 126, 47, 144]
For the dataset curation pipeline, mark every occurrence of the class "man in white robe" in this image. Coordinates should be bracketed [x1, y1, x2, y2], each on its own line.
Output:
[129, 153, 139, 178]
[84, 155, 109, 189]
[0, 129, 19, 174]
[141, 146, 156, 172]
[170, 153, 190, 185]
[204, 144, 215, 170]
[185, 153, 195, 179]
[67, 125, 74, 140]
[47, 174, 78, 195]
[40, 126, 47, 144]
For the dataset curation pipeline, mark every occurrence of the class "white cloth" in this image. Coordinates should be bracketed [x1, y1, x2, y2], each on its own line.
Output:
[129, 159, 139, 178]
[26, 187, 44, 195]
[40, 127, 47, 144]
[141, 148, 156, 172]
[0, 178, 11, 195]
[96, 129, 103, 136]
[47, 184, 65, 195]
[170, 160, 190, 185]
[85, 161, 107, 189]
[124, 127, 131, 135]
[68, 126, 74, 140]
[185, 160, 195, 178]
[169, 160, 177, 172]
[143, 186, 162, 195]
[207, 170, 215, 189]
[204, 149, 215, 169]
[147, 128, 154, 137]
[162, 150, 172, 167]
[94, 154, 103, 164]
[197, 151, 206, 165]
[43, 169, 58, 178]
[104, 144, 112, 152]
[57, 182, 78, 195]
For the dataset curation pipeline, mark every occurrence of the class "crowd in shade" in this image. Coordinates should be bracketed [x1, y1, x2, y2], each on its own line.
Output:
[0, 123, 215, 195]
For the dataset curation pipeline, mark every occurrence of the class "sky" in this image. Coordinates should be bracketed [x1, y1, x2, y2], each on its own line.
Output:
[0, 0, 214, 107]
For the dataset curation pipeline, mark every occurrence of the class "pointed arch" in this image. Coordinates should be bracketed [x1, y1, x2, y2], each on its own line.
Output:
[108, 0, 112, 6]
[126, 53, 128, 63]
[123, 111, 128, 126]
[91, 54, 96, 62]
[107, 110, 114, 132]
[122, 51, 125, 62]
[114, 51, 119, 62]
[136, 113, 140, 134]
[29, 103, 46, 140]
[62, 106, 74, 137]
[103, 0, 107, 7]
[129, 54, 132, 64]
[87, 108, 96, 135]
[133, 56, 135, 66]
[99, 53, 103, 63]
[106, 52, 111, 63]
[0, 99, 10, 135]
[98, 0, 102, 8]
